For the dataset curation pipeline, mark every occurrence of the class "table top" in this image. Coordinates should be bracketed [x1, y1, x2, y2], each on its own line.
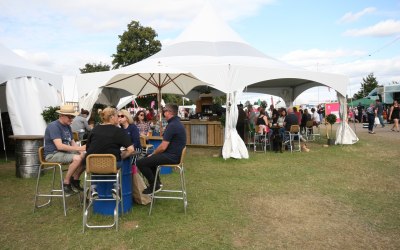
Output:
[148, 136, 163, 140]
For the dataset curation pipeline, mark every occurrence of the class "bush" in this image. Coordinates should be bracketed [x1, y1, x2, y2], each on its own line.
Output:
[41, 106, 60, 123]
[326, 113, 337, 139]
[326, 114, 337, 125]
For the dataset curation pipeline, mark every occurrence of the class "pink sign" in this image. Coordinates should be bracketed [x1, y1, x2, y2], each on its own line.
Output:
[325, 103, 341, 122]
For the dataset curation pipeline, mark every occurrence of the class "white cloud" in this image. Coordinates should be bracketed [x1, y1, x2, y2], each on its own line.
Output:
[13, 49, 54, 67]
[338, 7, 376, 24]
[280, 48, 400, 99]
[343, 19, 400, 37]
[280, 49, 365, 70]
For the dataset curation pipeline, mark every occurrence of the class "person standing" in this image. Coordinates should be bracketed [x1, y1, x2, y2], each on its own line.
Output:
[366, 103, 376, 134]
[375, 99, 385, 128]
[236, 104, 247, 141]
[388, 100, 400, 132]
[136, 104, 186, 194]
[300, 108, 311, 134]
[357, 103, 364, 123]
[44, 105, 86, 194]
[270, 104, 279, 124]
[284, 107, 309, 152]
[311, 108, 320, 126]
[134, 110, 151, 136]
[293, 107, 302, 125]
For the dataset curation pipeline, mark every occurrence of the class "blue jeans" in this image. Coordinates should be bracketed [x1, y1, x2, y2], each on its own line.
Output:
[368, 114, 375, 132]
[377, 114, 384, 126]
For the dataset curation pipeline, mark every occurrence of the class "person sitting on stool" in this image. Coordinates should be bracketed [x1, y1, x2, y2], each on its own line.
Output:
[136, 104, 186, 195]
[44, 105, 86, 194]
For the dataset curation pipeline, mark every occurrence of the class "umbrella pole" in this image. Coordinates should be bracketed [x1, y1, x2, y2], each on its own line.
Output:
[158, 89, 163, 135]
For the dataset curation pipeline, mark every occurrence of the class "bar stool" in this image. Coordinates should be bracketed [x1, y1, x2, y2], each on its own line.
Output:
[305, 121, 320, 141]
[82, 154, 122, 232]
[33, 147, 80, 216]
[140, 135, 154, 156]
[149, 147, 187, 215]
[283, 125, 301, 153]
[253, 125, 270, 153]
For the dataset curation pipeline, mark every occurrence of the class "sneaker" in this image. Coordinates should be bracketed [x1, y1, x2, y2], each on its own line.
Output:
[142, 185, 162, 195]
[63, 184, 74, 195]
[70, 177, 84, 192]
[369, 131, 376, 134]
[111, 188, 120, 200]
[91, 188, 98, 200]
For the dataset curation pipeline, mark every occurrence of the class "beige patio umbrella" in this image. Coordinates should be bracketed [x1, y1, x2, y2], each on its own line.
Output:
[104, 62, 208, 134]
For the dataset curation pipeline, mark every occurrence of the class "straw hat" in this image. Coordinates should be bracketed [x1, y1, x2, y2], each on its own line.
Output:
[56, 105, 79, 116]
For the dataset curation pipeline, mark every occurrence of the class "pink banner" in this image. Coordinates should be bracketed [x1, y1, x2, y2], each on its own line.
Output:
[325, 102, 340, 122]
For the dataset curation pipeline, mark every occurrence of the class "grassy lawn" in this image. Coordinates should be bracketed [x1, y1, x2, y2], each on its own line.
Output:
[0, 125, 399, 249]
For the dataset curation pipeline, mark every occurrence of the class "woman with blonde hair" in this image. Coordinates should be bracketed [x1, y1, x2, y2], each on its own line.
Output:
[118, 109, 141, 150]
[85, 107, 134, 163]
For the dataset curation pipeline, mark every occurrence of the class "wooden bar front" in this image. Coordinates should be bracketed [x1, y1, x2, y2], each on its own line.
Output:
[182, 120, 224, 146]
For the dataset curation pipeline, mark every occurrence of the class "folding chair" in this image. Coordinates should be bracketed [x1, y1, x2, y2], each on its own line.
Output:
[149, 147, 187, 215]
[83, 154, 122, 232]
[33, 147, 81, 216]
[283, 125, 301, 153]
[305, 120, 320, 141]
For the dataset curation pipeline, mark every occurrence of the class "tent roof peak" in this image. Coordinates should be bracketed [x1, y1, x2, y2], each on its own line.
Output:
[171, 2, 247, 45]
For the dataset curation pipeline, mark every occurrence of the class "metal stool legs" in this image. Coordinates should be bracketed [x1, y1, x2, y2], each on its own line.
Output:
[149, 165, 188, 215]
[82, 171, 122, 232]
[33, 163, 79, 216]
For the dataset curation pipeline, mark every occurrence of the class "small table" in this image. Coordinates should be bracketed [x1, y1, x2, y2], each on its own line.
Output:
[9, 135, 44, 178]
[93, 158, 133, 215]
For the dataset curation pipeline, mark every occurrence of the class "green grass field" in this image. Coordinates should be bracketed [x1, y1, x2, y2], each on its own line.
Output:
[0, 125, 399, 249]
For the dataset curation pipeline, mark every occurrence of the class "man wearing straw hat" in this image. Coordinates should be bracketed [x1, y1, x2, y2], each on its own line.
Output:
[44, 105, 86, 194]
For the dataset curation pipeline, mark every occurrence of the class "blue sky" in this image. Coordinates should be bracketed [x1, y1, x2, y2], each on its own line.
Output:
[0, 0, 399, 104]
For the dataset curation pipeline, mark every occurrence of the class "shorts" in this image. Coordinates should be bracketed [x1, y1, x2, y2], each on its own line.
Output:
[45, 151, 79, 164]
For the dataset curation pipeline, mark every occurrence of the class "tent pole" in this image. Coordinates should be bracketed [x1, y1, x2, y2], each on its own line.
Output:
[0, 107, 8, 162]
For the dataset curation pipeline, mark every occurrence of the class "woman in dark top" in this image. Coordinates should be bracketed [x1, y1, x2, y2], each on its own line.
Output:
[85, 107, 134, 162]
[389, 100, 400, 132]
[256, 108, 269, 134]
[300, 109, 311, 134]
[119, 109, 141, 150]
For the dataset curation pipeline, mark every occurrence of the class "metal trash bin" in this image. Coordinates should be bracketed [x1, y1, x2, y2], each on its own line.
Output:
[10, 135, 44, 178]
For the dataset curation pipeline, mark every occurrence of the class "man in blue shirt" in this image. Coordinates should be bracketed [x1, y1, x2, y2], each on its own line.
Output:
[44, 105, 86, 194]
[137, 104, 186, 194]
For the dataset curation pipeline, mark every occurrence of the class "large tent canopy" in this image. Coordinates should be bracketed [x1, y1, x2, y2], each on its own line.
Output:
[133, 3, 348, 106]
[72, 2, 357, 158]
[0, 43, 62, 90]
[0, 43, 62, 136]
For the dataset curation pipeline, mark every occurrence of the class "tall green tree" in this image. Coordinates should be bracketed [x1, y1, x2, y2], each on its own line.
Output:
[79, 62, 110, 74]
[111, 20, 162, 69]
[353, 73, 380, 99]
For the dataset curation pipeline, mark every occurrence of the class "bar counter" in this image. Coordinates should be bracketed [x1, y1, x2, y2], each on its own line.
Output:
[181, 119, 224, 146]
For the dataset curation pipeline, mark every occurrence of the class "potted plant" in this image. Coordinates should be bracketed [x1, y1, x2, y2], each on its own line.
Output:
[325, 113, 337, 145]
[41, 106, 60, 123]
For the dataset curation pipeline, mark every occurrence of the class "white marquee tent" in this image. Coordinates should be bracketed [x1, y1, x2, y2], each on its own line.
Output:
[73, 3, 358, 159]
[0, 43, 62, 136]
[117, 3, 358, 158]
